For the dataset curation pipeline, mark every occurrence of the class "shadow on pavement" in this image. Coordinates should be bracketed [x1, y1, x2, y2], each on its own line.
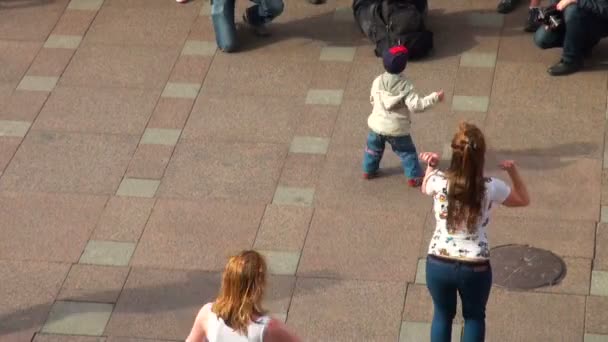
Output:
[0, 268, 342, 338]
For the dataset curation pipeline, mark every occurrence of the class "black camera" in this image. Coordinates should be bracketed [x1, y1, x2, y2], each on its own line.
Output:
[536, 5, 563, 31]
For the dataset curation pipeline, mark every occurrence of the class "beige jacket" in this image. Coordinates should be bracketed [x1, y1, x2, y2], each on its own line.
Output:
[368, 72, 439, 136]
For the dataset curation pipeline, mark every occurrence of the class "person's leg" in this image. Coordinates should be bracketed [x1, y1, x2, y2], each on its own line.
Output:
[362, 132, 386, 178]
[211, 0, 238, 52]
[497, 0, 519, 14]
[547, 4, 596, 75]
[389, 135, 424, 186]
[426, 257, 458, 342]
[246, 0, 285, 26]
[533, 24, 564, 50]
[524, 0, 542, 32]
[458, 263, 493, 342]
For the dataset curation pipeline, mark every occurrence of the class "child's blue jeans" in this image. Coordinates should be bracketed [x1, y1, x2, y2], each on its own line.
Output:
[362, 131, 423, 179]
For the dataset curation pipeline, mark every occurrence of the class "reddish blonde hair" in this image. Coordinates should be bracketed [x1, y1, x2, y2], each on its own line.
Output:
[446, 122, 487, 233]
[212, 250, 267, 335]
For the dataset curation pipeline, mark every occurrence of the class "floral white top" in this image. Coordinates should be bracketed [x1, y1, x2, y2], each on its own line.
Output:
[423, 170, 511, 260]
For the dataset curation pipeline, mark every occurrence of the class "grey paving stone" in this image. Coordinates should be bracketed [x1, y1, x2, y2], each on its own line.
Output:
[602, 206, 608, 223]
[305, 89, 344, 106]
[17, 76, 58, 92]
[586, 334, 608, 342]
[289, 136, 330, 155]
[451, 95, 489, 112]
[467, 13, 504, 28]
[41, 301, 113, 336]
[44, 35, 82, 49]
[399, 321, 461, 342]
[181, 40, 216, 56]
[460, 52, 497, 68]
[591, 271, 608, 297]
[319, 47, 356, 62]
[272, 186, 315, 207]
[67, 0, 103, 10]
[415, 259, 426, 285]
[79, 240, 136, 266]
[0, 120, 31, 137]
[116, 178, 160, 198]
[258, 250, 301, 275]
[333, 7, 354, 22]
[200, 1, 211, 16]
[161, 82, 201, 99]
[140, 128, 181, 146]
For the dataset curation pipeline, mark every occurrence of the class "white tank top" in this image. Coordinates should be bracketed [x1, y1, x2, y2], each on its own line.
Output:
[205, 304, 270, 342]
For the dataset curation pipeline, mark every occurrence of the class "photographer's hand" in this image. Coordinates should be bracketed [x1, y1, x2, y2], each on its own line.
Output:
[556, 0, 576, 11]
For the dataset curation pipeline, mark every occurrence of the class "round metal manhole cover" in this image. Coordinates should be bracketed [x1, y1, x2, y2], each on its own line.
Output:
[491, 244, 566, 290]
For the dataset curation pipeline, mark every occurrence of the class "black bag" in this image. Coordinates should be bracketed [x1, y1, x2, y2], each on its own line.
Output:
[354, 0, 434, 59]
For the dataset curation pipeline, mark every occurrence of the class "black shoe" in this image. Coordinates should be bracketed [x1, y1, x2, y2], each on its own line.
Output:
[307, 0, 325, 4]
[497, 0, 518, 14]
[583, 46, 594, 58]
[547, 59, 583, 76]
[242, 13, 270, 37]
[524, 8, 540, 32]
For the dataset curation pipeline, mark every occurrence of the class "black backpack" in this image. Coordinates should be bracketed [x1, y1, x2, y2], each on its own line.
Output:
[355, 0, 434, 59]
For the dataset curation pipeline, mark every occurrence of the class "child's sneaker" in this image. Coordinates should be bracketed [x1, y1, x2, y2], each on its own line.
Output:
[363, 172, 377, 180]
[407, 178, 423, 187]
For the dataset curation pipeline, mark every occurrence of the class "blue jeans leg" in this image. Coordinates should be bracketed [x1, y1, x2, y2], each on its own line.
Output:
[362, 132, 385, 174]
[426, 258, 458, 342]
[245, 0, 285, 26]
[389, 135, 423, 179]
[211, 0, 238, 52]
[459, 264, 492, 342]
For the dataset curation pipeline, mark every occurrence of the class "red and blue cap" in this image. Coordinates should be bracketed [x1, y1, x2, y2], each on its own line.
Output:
[382, 45, 409, 74]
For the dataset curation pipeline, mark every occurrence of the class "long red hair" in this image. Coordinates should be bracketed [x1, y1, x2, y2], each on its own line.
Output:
[212, 250, 267, 334]
[445, 122, 487, 233]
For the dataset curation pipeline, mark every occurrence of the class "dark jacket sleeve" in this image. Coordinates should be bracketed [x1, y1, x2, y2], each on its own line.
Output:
[578, 0, 608, 19]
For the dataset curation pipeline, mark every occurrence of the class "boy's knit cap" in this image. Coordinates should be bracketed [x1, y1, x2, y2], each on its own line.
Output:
[382, 45, 409, 74]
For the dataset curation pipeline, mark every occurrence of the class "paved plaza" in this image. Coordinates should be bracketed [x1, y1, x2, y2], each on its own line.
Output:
[1, 0, 608, 341]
